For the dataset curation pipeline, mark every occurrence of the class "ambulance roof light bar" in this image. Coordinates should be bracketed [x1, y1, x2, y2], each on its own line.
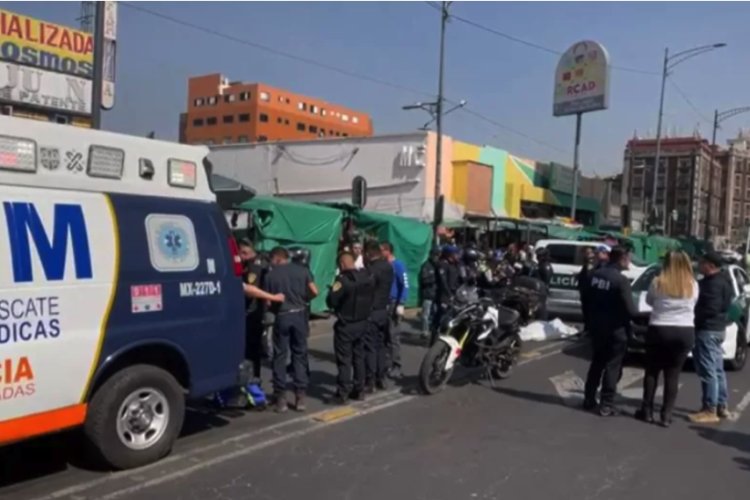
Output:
[168, 159, 197, 189]
[0, 135, 36, 173]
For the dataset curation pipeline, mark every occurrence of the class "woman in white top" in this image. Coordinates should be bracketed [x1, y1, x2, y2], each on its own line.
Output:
[636, 250, 699, 427]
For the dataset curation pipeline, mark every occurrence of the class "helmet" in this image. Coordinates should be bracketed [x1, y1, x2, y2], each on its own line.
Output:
[454, 285, 479, 305]
[287, 247, 311, 267]
[463, 248, 480, 263]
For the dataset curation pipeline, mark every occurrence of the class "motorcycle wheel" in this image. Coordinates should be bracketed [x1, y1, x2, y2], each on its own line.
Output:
[419, 341, 454, 395]
[491, 334, 522, 380]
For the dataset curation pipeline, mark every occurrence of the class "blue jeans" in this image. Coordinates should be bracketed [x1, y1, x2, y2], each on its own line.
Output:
[693, 329, 728, 409]
[421, 299, 434, 334]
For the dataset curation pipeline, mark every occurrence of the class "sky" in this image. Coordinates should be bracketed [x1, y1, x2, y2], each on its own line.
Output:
[6, 1, 750, 176]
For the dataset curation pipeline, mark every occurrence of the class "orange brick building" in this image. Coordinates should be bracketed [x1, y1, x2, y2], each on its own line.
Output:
[179, 74, 373, 145]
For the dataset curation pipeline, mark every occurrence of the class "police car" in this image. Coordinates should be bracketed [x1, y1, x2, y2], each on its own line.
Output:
[0, 117, 247, 469]
[535, 239, 647, 317]
[631, 263, 750, 370]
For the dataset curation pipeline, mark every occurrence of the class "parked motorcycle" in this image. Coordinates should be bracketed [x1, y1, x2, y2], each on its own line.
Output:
[419, 286, 522, 395]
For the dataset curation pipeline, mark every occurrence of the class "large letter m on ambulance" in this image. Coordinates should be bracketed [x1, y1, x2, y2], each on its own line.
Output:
[3, 202, 93, 283]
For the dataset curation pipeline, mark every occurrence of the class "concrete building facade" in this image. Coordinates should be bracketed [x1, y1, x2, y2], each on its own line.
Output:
[180, 74, 373, 145]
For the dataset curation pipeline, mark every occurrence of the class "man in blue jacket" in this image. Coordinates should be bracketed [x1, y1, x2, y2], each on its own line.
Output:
[381, 241, 409, 379]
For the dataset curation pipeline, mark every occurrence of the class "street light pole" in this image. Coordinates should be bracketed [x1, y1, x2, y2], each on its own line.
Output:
[649, 43, 726, 232]
[433, 1, 450, 240]
[704, 106, 750, 241]
[650, 48, 668, 230]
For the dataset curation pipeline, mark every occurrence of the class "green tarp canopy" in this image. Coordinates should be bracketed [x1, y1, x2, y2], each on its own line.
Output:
[353, 211, 432, 308]
[238, 196, 343, 313]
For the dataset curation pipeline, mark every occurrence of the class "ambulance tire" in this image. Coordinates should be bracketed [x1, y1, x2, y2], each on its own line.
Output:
[84, 364, 185, 470]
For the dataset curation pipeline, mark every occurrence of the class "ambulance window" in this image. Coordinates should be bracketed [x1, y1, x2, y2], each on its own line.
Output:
[146, 214, 200, 272]
[88, 145, 124, 179]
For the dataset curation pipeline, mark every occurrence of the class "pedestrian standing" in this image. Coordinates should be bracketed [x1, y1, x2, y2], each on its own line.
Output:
[352, 242, 365, 270]
[636, 251, 698, 427]
[690, 252, 733, 424]
[577, 247, 596, 334]
[533, 247, 553, 321]
[433, 246, 461, 343]
[583, 246, 646, 416]
[381, 241, 408, 379]
[364, 241, 393, 392]
[327, 252, 375, 404]
[419, 248, 440, 340]
[263, 247, 318, 413]
[239, 240, 285, 383]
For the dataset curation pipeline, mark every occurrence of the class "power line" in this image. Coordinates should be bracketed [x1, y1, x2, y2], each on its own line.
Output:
[445, 8, 659, 76]
[121, 2, 570, 155]
[668, 80, 713, 125]
[120, 2, 433, 99]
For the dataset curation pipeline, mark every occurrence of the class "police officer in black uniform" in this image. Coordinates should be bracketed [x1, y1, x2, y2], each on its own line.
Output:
[432, 246, 461, 343]
[583, 246, 646, 416]
[364, 241, 393, 392]
[238, 240, 284, 382]
[533, 247, 554, 321]
[328, 252, 375, 404]
[263, 247, 318, 413]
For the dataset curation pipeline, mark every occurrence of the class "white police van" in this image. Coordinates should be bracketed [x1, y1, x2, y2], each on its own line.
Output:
[0, 117, 246, 469]
[535, 239, 647, 317]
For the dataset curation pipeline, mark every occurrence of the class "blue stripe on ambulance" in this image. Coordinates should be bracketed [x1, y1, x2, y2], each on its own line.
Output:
[89, 193, 244, 399]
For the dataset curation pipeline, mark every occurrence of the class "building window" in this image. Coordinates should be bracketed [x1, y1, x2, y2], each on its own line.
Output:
[223, 137, 232, 145]
[286, 98, 290, 104]
[192, 118, 204, 127]
[208, 96, 217, 105]
[206, 117, 217, 126]
[277, 117, 283, 124]
[309, 125, 318, 133]
[342, 114, 349, 122]
[258, 136, 268, 142]
[342, 133, 349, 137]
[239, 91, 250, 101]
[284, 119, 290, 125]
[299, 102, 307, 111]
[194, 98, 204, 107]
[238, 136, 249, 143]
[239, 113, 250, 123]
[352, 116, 359, 124]
[745, 203, 750, 216]
[260, 113, 269, 123]
[297, 122, 306, 131]
[311, 105, 318, 114]
[320, 129, 326, 136]
[223, 115, 234, 124]
[321, 108, 327, 116]
[224, 94, 236, 103]
[278, 96, 285, 103]
[260, 92, 270, 102]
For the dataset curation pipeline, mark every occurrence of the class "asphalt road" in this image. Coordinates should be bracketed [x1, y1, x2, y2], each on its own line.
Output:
[2, 316, 750, 500]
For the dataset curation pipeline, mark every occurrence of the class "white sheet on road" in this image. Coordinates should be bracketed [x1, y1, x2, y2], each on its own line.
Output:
[520, 318, 580, 342]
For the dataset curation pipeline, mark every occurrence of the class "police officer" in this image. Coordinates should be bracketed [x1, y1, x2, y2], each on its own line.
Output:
[364, 241, 393, 392]
[533, 247, 554, 321]
[583, 246, 646, 416]
[432, 246, 461, 343]
[328, 252, 375, 403]
[577, 247, 597, 334]
[238, 240, 284, 382]
[263, 247, 318, 413]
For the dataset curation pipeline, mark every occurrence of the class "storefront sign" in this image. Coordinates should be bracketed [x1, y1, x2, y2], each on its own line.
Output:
[0, 62, 92, 114]
[101, 1, 117, 110]
[553, 40, 610, 117]
[0, 8, 93, 79]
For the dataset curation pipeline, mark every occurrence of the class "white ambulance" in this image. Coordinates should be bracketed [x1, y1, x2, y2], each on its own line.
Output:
[0, 117, 247, 469]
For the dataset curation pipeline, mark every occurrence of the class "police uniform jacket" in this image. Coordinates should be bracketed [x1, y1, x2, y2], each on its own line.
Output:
[368, 258, 393, 312]
[327, 269, 375, 323]
[588, 264, 644, 332]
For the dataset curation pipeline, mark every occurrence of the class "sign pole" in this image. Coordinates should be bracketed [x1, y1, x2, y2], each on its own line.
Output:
[570, 111, 582, 220]
[91, 2, 105, 129]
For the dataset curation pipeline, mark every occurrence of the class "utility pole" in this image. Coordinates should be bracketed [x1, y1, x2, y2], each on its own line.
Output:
[433, 1, 450, 241]
[91, 2, 105, 129]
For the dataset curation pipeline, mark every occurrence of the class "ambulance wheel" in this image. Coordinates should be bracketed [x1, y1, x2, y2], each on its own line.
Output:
[84, 364, 185, 470]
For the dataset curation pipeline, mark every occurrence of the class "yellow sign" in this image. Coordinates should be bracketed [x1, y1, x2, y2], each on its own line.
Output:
[0, 8, 94, 78]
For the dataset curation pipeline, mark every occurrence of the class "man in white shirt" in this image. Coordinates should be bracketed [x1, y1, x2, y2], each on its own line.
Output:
[353, 242, 365, 270]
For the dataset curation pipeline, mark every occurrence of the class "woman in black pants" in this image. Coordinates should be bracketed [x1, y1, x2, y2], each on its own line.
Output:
[636, 251, 698, 427]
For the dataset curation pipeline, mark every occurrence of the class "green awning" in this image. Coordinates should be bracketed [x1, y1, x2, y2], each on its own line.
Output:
[551, 192, 601, 213]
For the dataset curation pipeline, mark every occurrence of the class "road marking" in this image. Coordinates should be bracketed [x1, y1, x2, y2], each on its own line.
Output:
[728, 390, 750, 422]
[28, 340, 572, 500]
[313, 406, 357, 423]
[550, 371, 585, 407]
[617, 367, 644, 391]
[96, 395, 415, 500]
